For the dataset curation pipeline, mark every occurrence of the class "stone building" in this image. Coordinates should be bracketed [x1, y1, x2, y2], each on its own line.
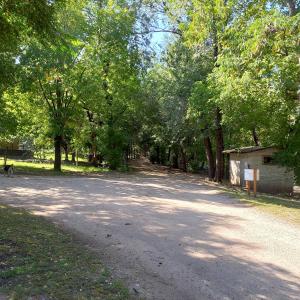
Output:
[223, 146, 294, 194]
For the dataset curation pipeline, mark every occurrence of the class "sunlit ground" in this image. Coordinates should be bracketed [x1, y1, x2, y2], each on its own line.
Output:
[0, 157, 109, 175]
[1, 173, 299, 299]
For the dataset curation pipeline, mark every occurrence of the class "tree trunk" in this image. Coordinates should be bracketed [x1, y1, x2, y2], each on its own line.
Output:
[156, 145, 160, 164]
[4, 147, 8, 166]
[252, 128, 260, 146]
[203, 136, 215, 180]
[71, 151, 76, 163]
[211, 18, 225, 182]
[91, 131, 97, 166]
[180, 146, 187, 172]
[172, 149, 179, 169]
[287, 0, 297, 16]
[200, 161, 205, 170]
[167, 147, 171, 165]
[215, 107, 224, 182]
[64, 145, 69, 162]
[54, 135, 62, 172]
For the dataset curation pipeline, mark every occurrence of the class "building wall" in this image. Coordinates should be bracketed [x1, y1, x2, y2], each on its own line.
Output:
[230, 157, 241, 186]
[229, 148, 294, 194]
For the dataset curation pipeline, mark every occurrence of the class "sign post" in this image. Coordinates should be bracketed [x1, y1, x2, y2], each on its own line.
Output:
[253, 168, 257, 197]
[246, 180, 250, 195]
[244, 168, 259, 197]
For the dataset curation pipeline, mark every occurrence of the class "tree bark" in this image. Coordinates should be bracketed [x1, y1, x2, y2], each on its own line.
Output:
[91, 131, 97, 166]
[156, 145, 160, 164]
[203, 136, 215, 180]
[215, 107, 224, 182]
[54, 135, 62, 172]
[71, 151, 76, 163]
[167, 147, 171, 164]
[287, 0, 297, 16]
[211, 17, 225, 182]
[200, 161, 205, 170]
[252, 128, 260, 146]
[64, 144, 69, 162]
[172, 148, 179, 168]
[180, 146, 187, 172]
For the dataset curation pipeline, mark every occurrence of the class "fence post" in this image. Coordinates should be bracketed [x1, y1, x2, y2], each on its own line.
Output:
[253, 168, 257, 197]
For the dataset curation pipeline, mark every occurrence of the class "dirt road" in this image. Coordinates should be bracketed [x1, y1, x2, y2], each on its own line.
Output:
[1, 168, 300, 300]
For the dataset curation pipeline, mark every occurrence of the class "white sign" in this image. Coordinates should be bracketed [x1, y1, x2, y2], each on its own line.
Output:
[244, 169, 260, 181]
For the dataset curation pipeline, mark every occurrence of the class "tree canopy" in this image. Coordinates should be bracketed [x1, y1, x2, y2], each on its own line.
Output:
[0, 0, 299, 180]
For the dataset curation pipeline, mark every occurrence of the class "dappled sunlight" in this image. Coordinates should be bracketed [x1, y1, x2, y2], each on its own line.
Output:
[143, 224, 167, 236]
[1, 173, 300, 299]
[185, 249, 217, 260]
[32, 204, 70, 216]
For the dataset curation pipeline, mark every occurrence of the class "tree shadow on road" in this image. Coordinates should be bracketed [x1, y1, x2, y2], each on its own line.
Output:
[1, 175, 300, 299]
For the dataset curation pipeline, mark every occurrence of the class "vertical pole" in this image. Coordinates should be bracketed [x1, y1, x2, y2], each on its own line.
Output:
[246, 180, 250, 196]
[76, 149, 78, 167]
[4, 147, 8, 166]
[253, 168, 257, 197]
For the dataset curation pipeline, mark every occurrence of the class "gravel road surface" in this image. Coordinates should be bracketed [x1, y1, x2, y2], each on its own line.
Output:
[1, 168, 299, 300]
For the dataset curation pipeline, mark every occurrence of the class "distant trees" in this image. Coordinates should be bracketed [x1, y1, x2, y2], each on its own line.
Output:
[1, 0, 143, 171]
[74, 1, 142, 169]
[142, 0, 300, 181]
[141, 41, 212, 173]
[18, 1, 86, 171]
[0, 0, 299, 178]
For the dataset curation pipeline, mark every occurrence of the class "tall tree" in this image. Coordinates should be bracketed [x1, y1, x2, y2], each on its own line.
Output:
[0, 0, 65, 138]
[212, 0, 300, 176]
[163, 0, 240, 181]
[74, 0, 142, 169]
[19, 0, 86, 171]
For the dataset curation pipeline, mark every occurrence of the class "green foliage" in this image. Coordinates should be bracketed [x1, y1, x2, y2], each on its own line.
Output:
[158, 0, 300, 178]
[70, 0, 142, 169]
[210, 2, 300, 176]
[1, 158, 108, 175]
[99, 126, 128, 170]
[0, 0, 65, 139]
[0, 0, 299, 179]
[0, 0, 64, 51]
[141, 40, 212, 169]
[276, 118, 300, 181]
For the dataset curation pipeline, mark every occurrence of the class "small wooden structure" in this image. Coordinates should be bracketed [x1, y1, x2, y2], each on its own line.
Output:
[0, 140, 19, 150]
[223, 146, 294, 194]
[0, 140, 33, 159]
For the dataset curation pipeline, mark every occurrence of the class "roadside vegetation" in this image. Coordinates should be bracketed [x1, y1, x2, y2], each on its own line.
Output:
[221, 187, 300, 225]
[0, 1, 298, 297]
[0, 0, 299, 181]
[0, 158, 108, 176]
[0, 205, 128, 300]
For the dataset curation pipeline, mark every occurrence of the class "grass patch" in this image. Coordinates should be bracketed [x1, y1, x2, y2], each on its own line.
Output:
[40, 151, 86, 163]
[222, 187, 300, 225]
[0, 205, 129, 300]
[1, 159, 109, 176]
